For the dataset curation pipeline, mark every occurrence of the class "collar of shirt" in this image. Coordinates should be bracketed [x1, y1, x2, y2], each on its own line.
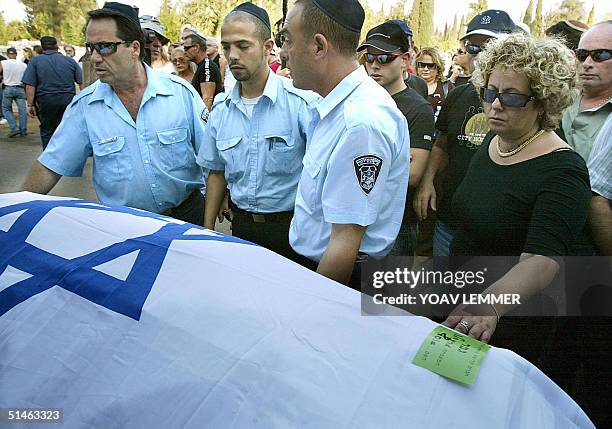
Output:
[314, 66, 367, 120]
[88, 63, 174, 107]
[42, 50, 60, 55]
[226, 69, 279, 113]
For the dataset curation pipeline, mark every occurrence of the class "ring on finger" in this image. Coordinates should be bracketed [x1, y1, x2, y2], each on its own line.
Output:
[458, 320, 470, 332]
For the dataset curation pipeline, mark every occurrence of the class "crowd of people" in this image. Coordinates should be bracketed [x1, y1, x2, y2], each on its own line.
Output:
[1, 0, 610, 425]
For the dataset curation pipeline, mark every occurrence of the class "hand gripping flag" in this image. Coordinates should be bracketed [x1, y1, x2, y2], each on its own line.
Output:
[0, 192, 594, 428]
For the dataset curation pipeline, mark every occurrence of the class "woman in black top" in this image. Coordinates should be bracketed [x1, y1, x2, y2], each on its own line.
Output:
[442, 33, 590, 342]
[415, 47, 454, 121]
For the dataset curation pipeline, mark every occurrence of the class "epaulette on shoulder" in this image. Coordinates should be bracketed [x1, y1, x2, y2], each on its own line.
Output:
[167, 73, 200, 96]
[280, 77, 321, 105]
[212, 91, 230, 109]
[69, 82, 97, 107]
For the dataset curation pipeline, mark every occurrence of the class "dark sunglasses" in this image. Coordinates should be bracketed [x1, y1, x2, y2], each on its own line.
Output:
[172, 58, 188, 64]
[364, 53, 400, 64]
[574, 48, 612, 62]
[183, 44, 196, 51]
[480, 88, 536, 108]
[417, 61, 436, 69]
[85, 41, 132, 56]
[466, 43, 483, 55]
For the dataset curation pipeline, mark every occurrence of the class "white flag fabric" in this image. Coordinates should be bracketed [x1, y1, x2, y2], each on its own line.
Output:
[0, 192, 594, 428]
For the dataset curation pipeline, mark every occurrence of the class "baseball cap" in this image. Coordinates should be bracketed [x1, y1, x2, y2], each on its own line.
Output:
[40, 36, 57, 46]
[6, 47, 17, 54]
[140, 15, 170, 45]
[461, 10, 518, 40]
[357, 21, 411, 53]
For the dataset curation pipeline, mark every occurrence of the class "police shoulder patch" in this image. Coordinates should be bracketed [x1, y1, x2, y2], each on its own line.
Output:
[353, 155, 383, 195]
[201, 108, 210, 123]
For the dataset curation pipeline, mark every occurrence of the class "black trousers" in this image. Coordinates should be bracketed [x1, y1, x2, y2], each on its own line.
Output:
[230, 205, 302, 263]
[36, 93, 74, 150]
[162, 190, 205, 226]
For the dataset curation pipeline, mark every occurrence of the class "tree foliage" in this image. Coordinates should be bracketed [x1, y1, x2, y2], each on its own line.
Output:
[533, 0, 544, 35]
[467, 0, 489, 22]
[544, 0, 587, 28]
[20, 0, 96, 44]
[523, 0, 534, 30]
[587, 5, 595, 26]
[0, 12, 31, 44]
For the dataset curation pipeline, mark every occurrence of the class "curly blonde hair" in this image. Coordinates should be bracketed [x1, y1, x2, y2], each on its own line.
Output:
[471, 32, 578, 131]
[415, 47, 446, 83]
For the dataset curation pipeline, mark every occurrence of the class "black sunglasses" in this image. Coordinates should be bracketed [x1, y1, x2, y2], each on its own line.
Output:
[466, 43, 482, 55]
[480, 88, 536, 108]
[417, 61, 436, 69]
[183, 44, 196, 51]
[574, 48, 612, 63]
[85, 41, 132, 56]
[364, 53, 400, 64]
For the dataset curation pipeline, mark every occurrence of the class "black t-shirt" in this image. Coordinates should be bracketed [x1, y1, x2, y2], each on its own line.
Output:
[392, 87, 435, 225]
[428, 80, 454, 121]
[435, 83, 489, 225]
[405, 73, 428, 100]
[451, 133, 591, 256]
[453, 75, 471, 86]
[192, 58, 222, 98]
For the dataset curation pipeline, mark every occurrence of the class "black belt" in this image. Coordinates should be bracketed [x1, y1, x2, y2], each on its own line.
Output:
[4, 85, 24, 88]
[229, 202, 293, 223]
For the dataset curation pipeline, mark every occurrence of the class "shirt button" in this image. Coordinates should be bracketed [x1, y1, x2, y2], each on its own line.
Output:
[144, 160, 150, 164]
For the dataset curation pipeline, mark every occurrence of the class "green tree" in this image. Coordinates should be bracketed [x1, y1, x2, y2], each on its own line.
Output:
[587, 5, 595, 26]
[544, 0, 587, 28]
[159, 0, 181, 42]
[533, 0, 544, 35]
[387, 0, 407, 20]
[459, 15, 466, 37]
[523, 0, 534, 30]
[407, 0, 421, 37]
[467, 0, 489, 22]
[415, 0, 434, 48]
[20, 0, 96, 44]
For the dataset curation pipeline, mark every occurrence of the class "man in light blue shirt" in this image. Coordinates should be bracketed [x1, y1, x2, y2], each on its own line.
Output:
[281, 0, 410, 287]
[198, 3, 318, 259]
[21, 2, 207, 225]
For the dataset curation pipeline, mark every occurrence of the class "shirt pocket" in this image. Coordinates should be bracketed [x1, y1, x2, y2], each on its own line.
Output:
[300, 151, 321, 208]
[91, 136, 133, 182]
[157, 127, 193, 171]
[216, 136, 242, 181]
[264, 134, 302, 176]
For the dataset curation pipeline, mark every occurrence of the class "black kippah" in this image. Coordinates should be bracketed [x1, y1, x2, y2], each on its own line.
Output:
[311, 0, 365, 33]
[232, 2, 271, 31]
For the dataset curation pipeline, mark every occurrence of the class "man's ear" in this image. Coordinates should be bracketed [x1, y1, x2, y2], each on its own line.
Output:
[132, 40, 142, 60]
[263, 38, 275, 56]
[401, 51, 410, 70]
[313, 33, 329, 59]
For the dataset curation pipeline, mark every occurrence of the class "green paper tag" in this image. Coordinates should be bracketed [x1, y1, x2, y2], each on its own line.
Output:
[412, 325, 490, 385]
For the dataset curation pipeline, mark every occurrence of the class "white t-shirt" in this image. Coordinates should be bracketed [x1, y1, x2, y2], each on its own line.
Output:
[1, 59, 27, 86]
[241, 95, 262, 119]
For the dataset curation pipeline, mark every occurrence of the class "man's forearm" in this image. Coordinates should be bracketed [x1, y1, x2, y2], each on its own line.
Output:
[25, 84, 35, 105]
[21, 161, 61, 194]
[589, 195, 612, 255]
[317, 224, 365, 285]
[204, 171, 227, 229]
[421, 139, 449, 184]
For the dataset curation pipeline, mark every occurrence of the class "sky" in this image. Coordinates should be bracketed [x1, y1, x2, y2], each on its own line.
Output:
[1, 0, 607, 32]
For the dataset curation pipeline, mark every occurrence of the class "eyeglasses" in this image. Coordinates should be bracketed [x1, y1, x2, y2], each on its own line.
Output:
[183, 44, 196, 51]
[172, 58, 188, 64]
[480, 88, 536, 108]
[417, 62, 436, 69]
[466, 43, 482, 55]
[574, 48, 612, 63]
[364, 53, 400, 65]
[85, 41, 132, 56]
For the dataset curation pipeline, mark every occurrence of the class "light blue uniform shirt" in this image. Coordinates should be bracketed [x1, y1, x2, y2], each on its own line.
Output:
[289, 67, 410, 261]
[197, 71, 319, 213]
[39, 65, 207, 214]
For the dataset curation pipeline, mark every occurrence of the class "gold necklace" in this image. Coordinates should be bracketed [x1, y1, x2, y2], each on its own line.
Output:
[496, 129, 545, 158]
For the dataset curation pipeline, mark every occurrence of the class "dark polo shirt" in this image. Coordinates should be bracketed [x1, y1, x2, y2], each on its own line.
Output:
[21, 50, 83, 97]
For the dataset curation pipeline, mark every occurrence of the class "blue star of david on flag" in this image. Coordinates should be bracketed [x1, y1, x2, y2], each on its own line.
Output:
[0, 199, 253, 320]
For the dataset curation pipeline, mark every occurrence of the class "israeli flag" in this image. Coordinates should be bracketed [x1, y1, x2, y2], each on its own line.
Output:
[0, 193, 593, 428]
